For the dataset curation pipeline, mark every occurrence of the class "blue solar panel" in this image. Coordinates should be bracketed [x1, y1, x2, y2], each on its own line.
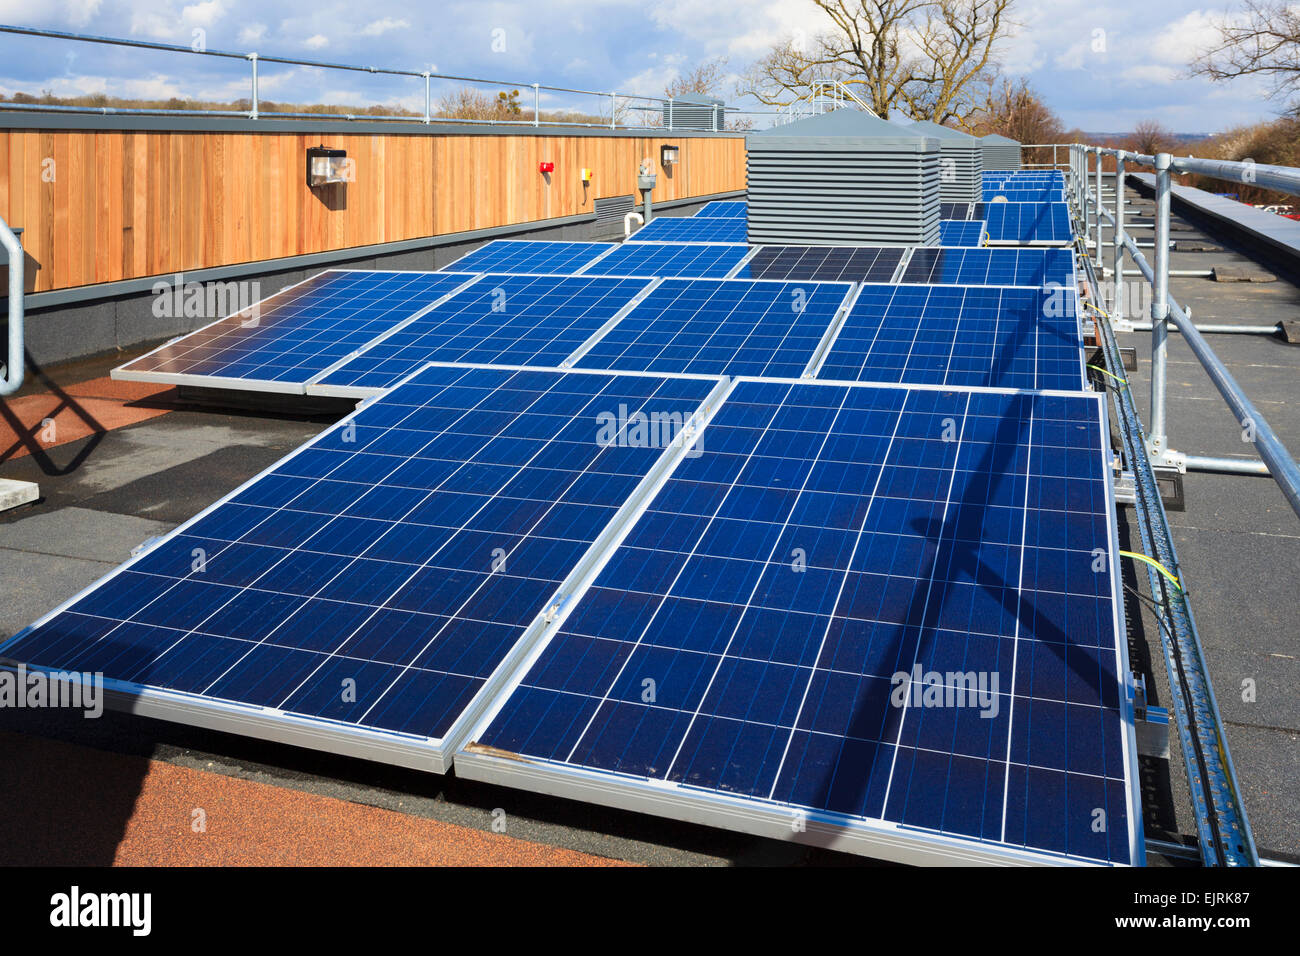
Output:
[817, 284, 1084, 391]
[113, 270, 476, 393]
[312, 274, 652, 396]
[443, 240, 615, 275]
[734, 246, 904, 283]
[460, 379, 1137, 866]
[0, 364, 722, 769]
[694, 201, 747, 218]
[579, 242, 750, 279]
[937, 221, 987, 247]
[984, 187, 1067, 203]
[983, 172, 1064, 184]
[573, 278, 853, 379]
[983, 203, 1073, 244]
[627, 216, 748, 244]
[901, 248, 1076, 288]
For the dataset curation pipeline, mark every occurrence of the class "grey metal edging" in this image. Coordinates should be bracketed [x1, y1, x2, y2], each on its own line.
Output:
[302, 272, 488, 392]
[723, 245, 761, 279]
[436, 372, 735, 761]
[560, 276, 663, 368]
[452, 748, 1110, 867]
[801, 282, 862, 378]
[889, 247, 915, 284]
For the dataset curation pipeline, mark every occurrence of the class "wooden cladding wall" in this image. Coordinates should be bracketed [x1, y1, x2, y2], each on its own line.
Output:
[0, 130, 746, 294]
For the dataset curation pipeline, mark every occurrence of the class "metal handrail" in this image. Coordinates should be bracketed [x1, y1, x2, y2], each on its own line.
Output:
[1074, 143, 1300, 519]
[0, 214, 23, 396]
[0, 23, 739, 130]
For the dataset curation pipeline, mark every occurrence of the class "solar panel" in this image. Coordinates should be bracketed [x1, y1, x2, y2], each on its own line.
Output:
[0, 363, 724, 771]
[113, 270, 477, 393]
[578, 242, 751, 279]
[816, 284, 1085, 391]
[573, 277, 854, 379]
[458, 379, 1138, 866]
[627, 216, 748, 244]
[940, 202, 972, 221]
[900, 248, 1076, 288]
[937, 221, 987, 247]
[984, 187, 1067, 203]
[442, 240, 616, 275]
[311, 274, 653, 397]
[983, 203, 1073, 245]
[694, 201, 748, 218]
[733, 245, 905, 283]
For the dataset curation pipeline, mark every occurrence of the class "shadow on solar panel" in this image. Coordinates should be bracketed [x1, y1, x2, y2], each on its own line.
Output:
[458, 380, 1140, 866]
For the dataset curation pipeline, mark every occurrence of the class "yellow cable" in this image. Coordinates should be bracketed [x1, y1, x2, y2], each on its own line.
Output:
[1086, 363, 1127, 385]
[1119, 550, 1183, 592]
[1084, 300, 1111, 319]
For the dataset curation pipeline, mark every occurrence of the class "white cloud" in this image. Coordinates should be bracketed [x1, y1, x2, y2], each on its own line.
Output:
[1122, 64, 1179, 85]
[303, 34, 329, 49]
[360, 17, 409, 36]
[238, 23, 266, 44]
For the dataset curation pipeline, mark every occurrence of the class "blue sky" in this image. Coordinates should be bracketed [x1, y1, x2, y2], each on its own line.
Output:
[0, 0, 1282, 134]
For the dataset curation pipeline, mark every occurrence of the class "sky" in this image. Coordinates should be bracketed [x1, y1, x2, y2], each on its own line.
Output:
[0, 0, 1284, 134]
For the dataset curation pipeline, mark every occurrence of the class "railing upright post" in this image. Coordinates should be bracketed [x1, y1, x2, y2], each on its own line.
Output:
[1093, 146, 1104, 268]
[1151, 152, 1173, 454]
[532, 83, 540, 128]
[1113, 150, 1126, 323]
[610, 92, 616, 130]
[1082, 146, 1091, 245]
[423, 72, 431, 124]
[248, 52, 259, 119]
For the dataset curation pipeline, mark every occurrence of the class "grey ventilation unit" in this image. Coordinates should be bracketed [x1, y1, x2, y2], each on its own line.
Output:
[746, 110, 941, 246]
[908, 120, 983, 204]
[594, 195, 635, 226]
[665, 93, 725, 131]
[981, 133, 1022, 170]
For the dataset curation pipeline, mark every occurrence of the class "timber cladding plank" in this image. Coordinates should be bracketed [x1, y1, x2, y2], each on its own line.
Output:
[0, 128, 745, 293]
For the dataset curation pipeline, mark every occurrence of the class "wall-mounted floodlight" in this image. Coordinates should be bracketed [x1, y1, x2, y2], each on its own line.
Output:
[660, 145, 679, 166]
[306, 146, 349, 187]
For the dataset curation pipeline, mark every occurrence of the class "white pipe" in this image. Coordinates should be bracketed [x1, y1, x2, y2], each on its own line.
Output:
[0, 215, 23, 396]
[623, 211, 643, 237]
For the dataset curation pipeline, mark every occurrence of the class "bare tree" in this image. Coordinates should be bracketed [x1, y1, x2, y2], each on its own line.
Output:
[736, 0, 1014, 123]
[1191, 1, 1300, 108]
[666, 57, 729, 98]
[898, 0, 1014, 123]
[1127, 120, 1177, 156]
[963, 76, 1063, 163]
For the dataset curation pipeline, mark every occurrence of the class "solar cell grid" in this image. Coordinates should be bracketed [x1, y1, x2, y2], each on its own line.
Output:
[734, 245, 905, 283]
[313, 273, 653, 396]
[694, 201, 748, 218]
[816, 283, 1084, 391]
[573, 277, 853, 379]
[937, 221, 987, 247]
[462, 378, 1136, 866]
[1, 364, 722, 769]
[442, 240, 615, 275]
[113, 270, 476, 392]
[579, 242, 751, 279]
[900, 248, 1075, 289]
[983, 203, 1073, 245]
[627, 216, 748, 244]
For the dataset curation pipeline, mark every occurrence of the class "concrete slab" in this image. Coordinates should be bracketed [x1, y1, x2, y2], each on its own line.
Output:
[0, 478, 37, 513]
[0, 506, 172, 563]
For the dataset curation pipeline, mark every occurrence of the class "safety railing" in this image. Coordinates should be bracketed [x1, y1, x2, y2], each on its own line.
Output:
[0, 214, 23, 396]
[1067, 148, 1263, 867]
[1072, 143, 1300, 518]
[0, 24, 746, 132]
